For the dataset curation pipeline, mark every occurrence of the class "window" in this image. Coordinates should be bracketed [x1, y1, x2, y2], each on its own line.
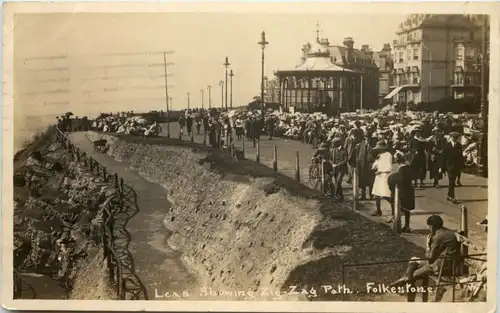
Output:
[407, 49, 412, 60]
[456, 47, 464, 61]
[398, 52, 404, 63]
[466, 47, 476, 59]
[413, 48, 419, 60]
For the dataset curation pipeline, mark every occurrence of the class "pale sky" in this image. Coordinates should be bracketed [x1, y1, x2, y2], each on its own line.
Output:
[14, 13, 404, 118]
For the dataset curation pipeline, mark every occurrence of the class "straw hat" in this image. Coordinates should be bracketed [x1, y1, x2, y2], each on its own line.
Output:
[318, 142, 329, 150]
[372, 140, 389, 153]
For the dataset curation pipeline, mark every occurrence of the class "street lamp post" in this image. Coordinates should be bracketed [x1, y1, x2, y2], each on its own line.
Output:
[200, 89, 204, 109]
[229, 69, 234, 109]
[219, 80, 224, 109]
[258, 31, 269, 118]
[186, 92, 191, 110]
[223, 57, 231, 110]
[477, 16, 489, 177]
[207, 85, 212, 109]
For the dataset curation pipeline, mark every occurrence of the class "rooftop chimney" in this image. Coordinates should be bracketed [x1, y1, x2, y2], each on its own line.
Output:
[361, 44, 369, 52]
[343, 37, 354, 64]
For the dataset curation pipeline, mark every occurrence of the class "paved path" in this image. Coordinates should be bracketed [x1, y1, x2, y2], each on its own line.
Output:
[161, 123, 488, 250]
[68, 132, 196, 300]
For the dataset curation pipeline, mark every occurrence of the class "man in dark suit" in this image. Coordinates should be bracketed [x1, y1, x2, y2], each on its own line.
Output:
[441, 131, 463, 204]
[331, 138, 348, 202]
[356, 130, 374, 200]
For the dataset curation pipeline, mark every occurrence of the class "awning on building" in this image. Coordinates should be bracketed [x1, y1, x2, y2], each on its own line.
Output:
[384, 86, 405, 99]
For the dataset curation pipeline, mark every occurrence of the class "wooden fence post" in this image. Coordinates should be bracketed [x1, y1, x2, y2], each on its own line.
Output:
[166, 122, 171, 139]
[295, 151, 300, 182]
[273, 145, 278, 171]
[256, 139, 260, 163]
[203, 134, 207, 146]
[179, 128, 182, 140]
[460, 205, 469, 274]
[352, 166, 358, 210]
[241, 138, 245, 158]
[114, 173, 119, 190]
[320, 159, 325, 195]
[96, 163, 100, 175]
[393, 185, 401, 233]
[103, 167, 107, 181]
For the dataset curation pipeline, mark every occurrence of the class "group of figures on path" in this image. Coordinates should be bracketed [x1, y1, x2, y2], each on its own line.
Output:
[311, 119, 466, 232]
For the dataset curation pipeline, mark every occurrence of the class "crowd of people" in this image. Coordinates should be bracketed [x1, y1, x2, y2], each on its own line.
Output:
[88, 112, 162, 137]
[175, 106, 483, 232]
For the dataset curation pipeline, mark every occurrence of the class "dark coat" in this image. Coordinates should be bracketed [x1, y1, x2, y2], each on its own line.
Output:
[250, 119, 262, 137]
[344, 136, 358, 166]
[442, 141, 463, 175]
[331, 147, 348, 175]
[388, 164, 415, 211]
[356, 140, 375, 188]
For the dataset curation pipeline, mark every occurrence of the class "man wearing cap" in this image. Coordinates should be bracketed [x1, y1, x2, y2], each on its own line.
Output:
[442, 131, 463, 204]
[389, 215, 461, 301]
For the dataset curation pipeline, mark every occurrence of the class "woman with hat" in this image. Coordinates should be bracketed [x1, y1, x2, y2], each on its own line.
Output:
[429, 126, 446, 187]
[388, 152, 415, 232]
[371, 140, 393, 216]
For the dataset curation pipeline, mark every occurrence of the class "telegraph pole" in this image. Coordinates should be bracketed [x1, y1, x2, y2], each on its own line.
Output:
[207, 85, 212, 109]
[223, 57, 231, 110]
[163, 51, 175, 138]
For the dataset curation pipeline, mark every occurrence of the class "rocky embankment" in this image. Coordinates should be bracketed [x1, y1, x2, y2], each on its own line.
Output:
[85, 132, 431, 301]
[14, 132, 115, 299]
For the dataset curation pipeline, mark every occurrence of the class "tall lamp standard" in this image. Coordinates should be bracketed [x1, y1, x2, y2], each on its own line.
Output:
[475, 16, 489, 177]
[186, 92, 191, 110]
[207, 85, 212, 109]
[200, 89, 205, 109]
[223, 57, 231, 110]
[229, 69, 235, 109]
[219, 80, 224, 109]
[258, 31, 269, 119]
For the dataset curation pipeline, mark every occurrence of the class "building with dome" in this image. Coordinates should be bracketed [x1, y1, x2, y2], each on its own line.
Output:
[274, 32, 379, 116]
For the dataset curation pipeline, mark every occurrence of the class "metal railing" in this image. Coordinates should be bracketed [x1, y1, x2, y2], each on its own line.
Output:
[54, 126, 148, 300]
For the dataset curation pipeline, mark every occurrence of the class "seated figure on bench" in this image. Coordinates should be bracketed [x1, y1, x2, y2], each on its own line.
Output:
[389, 215, 461, 301]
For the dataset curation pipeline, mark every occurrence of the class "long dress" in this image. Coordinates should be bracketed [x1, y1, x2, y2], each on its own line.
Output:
[372, 151, 393, 198]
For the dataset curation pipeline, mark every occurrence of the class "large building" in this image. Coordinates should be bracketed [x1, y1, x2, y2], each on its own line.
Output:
[385, 14, 487, 106]
[273, 28, 380, 115]
[373, 43, 395, 106]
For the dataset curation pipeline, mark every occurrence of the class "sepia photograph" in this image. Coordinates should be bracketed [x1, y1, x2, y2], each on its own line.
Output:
[2, 2, 498, 312]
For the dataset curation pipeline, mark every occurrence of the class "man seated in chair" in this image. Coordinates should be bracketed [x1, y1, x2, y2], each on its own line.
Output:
[389, 215, 461, 301]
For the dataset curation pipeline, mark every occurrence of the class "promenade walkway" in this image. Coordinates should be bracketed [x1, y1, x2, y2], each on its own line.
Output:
[68, 132, 197, 300]
[161, 123, 488, 250]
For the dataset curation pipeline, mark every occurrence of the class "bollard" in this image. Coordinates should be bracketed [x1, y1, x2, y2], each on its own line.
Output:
[256, 139, 260, 163]
[241, 138, 245, 158]
[203, 134, 207, 146]
[460, 205, 469, 274]
[179, 129, 182, 140]
[320, 159, 326, 195]
[272, 145, 278, 171]
[166, 123, 171, 139]
[191, 131, 194, 143]
[393, 185, 401, 233]
[295, 151, 300, 182]
[352, 166, 358, 210]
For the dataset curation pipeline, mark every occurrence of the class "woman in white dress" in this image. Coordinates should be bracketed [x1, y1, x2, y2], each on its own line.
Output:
[371, 140, 394, 216]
